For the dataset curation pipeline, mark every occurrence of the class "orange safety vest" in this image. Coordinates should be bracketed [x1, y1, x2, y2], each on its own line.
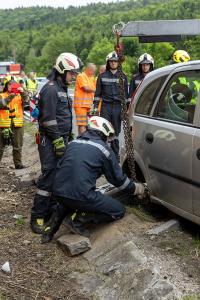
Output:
[74, 72, 96, 108]
[0, 92, 23, 128]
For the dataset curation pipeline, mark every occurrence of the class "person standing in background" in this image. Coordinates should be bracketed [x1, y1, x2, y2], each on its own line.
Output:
[74, 63, 96, 135]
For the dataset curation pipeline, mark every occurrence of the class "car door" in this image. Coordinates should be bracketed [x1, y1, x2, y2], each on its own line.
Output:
[136, 69, 200, 214]
[192, 88, 200, 217]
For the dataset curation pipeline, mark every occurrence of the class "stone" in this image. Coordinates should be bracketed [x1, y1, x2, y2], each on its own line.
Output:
[13, 214, 23, 219]
[146, 219, 180, 235]
[23, 240, 31, 245]
[95, 240, 147, 275]
[20, 173, 34, 187]
[1, 261, 11, 273]
[14, 168, 29, 177]
[57, 234, 91, 256]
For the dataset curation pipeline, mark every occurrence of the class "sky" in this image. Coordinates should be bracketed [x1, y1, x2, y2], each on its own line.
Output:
[0, 0, 118, 9]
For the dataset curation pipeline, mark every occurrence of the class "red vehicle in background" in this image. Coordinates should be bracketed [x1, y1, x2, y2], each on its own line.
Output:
[0, 61, 22, 79]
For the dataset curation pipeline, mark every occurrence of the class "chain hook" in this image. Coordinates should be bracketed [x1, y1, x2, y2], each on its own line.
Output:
[112, 21, 125, 36]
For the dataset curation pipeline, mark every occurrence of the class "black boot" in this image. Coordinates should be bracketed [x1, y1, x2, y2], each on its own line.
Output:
[41, 211, 63, 244]
[30, 217, 45, 234]
[64, 216, 90, 238]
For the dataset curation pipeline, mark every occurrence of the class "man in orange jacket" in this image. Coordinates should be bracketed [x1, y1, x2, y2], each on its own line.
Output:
[0, 80, 28, 169]
[74, 63, 96, 135]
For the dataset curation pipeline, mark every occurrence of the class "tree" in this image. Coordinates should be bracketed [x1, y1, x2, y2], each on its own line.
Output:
[87, 38, 114, 65]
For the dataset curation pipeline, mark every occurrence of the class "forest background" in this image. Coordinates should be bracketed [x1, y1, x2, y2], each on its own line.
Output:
[0, 0, 199, 79]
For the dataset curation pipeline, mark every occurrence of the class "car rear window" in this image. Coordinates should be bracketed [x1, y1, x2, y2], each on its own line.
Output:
[135, 76, 167, 116]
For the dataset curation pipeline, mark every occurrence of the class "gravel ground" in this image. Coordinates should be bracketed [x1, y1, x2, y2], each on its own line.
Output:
[0, 124, 200, 299]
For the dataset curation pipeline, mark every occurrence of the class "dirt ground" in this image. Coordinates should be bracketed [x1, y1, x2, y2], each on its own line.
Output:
[0, 124, 200, 300]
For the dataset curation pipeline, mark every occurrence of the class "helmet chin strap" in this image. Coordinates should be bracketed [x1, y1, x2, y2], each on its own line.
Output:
[60, 71, 68, 86]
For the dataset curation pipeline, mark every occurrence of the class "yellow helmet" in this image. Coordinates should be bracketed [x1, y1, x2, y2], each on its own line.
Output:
[173, 50, 190, 63]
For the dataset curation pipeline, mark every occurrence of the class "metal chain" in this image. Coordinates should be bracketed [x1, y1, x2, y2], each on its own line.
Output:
[112, 27, 137, 182]
[117, 61, 137, 182]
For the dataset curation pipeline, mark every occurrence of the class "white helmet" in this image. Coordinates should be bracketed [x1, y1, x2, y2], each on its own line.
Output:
[138, 53, 154, 67]
[106, 51, 119, 62]
[88, 116, 115, 137]
[54, 52, 83, 74]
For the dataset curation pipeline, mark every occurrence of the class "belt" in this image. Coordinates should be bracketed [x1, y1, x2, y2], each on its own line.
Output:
[102, 100, 121, 105]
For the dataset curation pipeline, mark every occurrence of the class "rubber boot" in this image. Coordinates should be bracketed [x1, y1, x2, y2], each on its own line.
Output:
[30, 217, 45, 234]
[41, 211, 63, 243]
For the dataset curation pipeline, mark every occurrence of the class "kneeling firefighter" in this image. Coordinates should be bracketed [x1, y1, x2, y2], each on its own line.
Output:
[41, 116, 146, 243]
[30, 52, 83, 234]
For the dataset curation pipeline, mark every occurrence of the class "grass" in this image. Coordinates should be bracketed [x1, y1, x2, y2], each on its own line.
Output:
[190, 238, 200, 259]
[126, 205, 155, 222]
[181, 296, 200, 300]
[15, 216, 25, 225]
[24, 121, 37, 136]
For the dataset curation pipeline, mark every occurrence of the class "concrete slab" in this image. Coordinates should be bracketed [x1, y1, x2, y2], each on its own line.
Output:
[147, 219, 180, 235]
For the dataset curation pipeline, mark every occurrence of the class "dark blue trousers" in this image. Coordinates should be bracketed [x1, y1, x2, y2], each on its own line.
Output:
[53, 191, 126, 225]
[31, 135, 67, 219]
[100, 101, 121, 158]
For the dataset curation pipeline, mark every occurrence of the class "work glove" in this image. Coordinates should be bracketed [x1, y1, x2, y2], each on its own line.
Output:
[134, 183, 149, 199]
[68, 132, 75, 142]
[6, 93, 16, 103]
[52, 137, 66, 158]
[31, 107, 40, 119]
[0, 93, 16, 107]
[88, 106, 99, 117]
[2, 128, 13, 146]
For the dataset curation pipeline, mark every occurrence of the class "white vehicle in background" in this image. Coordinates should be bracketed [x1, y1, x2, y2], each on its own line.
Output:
[37, 77, 48, 93]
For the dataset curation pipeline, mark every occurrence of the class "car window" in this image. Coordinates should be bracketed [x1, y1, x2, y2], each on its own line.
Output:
[155, 70, 200, 124]
[135, 76, 167, 116]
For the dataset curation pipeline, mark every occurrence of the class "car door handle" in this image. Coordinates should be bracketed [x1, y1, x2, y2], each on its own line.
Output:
[196, 149, 200, 160]
[145, 133, 154, 144]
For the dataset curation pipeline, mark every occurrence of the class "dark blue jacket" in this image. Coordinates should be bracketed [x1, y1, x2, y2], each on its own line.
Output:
[38, 78, 72, 140]
[53, 130, 134, 200]
[94, 69, 128, 107]
[129, 73, 145, 98]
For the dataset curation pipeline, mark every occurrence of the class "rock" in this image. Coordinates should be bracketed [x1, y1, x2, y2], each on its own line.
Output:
[20, 173, 34, 187]
[94, 268, 180, 300]
[57, 234, 91, 256]
[143, 280, 174, 300]
[23, 240, 31, 245]
[14, 168, 28, 177]
[13, 214, 23, 219]
[1, 261, 11, 273]
[95, 240, 147, 275]
[146, 219, 180, 235]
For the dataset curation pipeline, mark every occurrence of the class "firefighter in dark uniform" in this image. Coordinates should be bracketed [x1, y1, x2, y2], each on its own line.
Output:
[92, 51, 128, 159]
[129, 53, 154, 98]
[41, 116, 146, 243]
[30, 52, 83, 234]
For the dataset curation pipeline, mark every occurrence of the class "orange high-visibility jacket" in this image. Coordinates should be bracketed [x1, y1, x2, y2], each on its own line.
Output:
[74, 72, 96, 108]
[0, 92, 23, 128]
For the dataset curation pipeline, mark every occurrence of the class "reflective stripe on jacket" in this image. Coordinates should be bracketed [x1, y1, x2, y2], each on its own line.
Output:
[38, 79, 72, 140]
[94, 69, 128, 106]
[0, 92, 23, 128]
[53, 130, 134, 200]
[74, 72, 96, 108]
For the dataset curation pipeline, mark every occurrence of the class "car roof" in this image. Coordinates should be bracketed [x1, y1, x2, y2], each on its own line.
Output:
[133, 60, 200, 101]
[145, 60, 200, 80]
